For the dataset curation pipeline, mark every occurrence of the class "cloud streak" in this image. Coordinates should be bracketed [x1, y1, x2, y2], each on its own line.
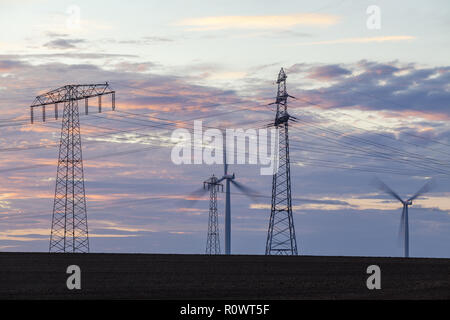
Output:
[176, 13, 340, 30]
[297, 35, 415, 45]
[43, 38, 86, 50]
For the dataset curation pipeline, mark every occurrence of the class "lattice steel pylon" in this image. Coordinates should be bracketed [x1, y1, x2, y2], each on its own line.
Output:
[30, 83, 115, 253]
[265, 68, 298, 255]
[204, 175, 223, 254]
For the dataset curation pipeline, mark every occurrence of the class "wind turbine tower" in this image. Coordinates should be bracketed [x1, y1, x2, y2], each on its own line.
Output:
[375, 178, 434, 258]
[217, 141, 258, 255]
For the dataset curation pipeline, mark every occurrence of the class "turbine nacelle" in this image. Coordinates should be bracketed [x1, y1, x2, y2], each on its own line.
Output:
[223, 174, 235, 180]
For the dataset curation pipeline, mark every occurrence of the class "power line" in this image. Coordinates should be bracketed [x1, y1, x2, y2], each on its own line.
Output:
[290, 96, 450, 151]
[1, 95, 449, 178]
[2, 115, 448, 177]
[289, 119, 450, 173]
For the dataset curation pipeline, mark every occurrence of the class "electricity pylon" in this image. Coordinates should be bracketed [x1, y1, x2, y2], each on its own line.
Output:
[204, 175, 223, 254]
[265, 68, 298, 255]
[30, 83, 115, 253]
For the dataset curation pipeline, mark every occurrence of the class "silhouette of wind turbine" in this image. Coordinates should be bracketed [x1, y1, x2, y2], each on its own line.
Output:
[182, 137, 259, 255]
[375, 178, 434, 258]
[216, 137, 259, 255]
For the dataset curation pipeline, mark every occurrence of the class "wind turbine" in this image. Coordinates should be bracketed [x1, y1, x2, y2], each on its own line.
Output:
[183, 143, 258, 255]
[216, 139, 259, 255]
[375, 178, 434, 258]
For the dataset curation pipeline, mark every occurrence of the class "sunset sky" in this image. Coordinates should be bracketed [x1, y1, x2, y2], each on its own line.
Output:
[0, 0, 449, 257]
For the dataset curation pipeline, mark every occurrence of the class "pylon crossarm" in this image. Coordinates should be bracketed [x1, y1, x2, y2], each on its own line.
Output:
[30, 83, 115, 124]
[30, 83, 114, 107]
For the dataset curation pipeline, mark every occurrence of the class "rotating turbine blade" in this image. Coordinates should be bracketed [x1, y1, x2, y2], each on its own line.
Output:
[231, 180, 261, 201]
[177, 186, 208, 207]
[216, 177, 225, 183]
[373, 178, 404, 203]
[398, 205, 406, 247]
[408, 179, 435, 202]
[223, 136, 228, 175]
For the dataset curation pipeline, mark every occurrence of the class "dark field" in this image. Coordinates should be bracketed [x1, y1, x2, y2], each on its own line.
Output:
[0, 252, 448, 299]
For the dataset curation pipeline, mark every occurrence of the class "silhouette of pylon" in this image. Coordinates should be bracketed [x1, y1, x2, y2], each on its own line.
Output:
[204, 175, 222, 254]
[265, 68, 298, 255]
[30, 83, 115, 253]
[49, 95, 89, 253]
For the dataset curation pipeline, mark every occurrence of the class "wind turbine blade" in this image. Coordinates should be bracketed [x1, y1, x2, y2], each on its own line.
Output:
[223, 136, 228, 175]
[397, 205, 405, 247]
[373, 177, 404, 203]
[177, 187, 208, 207]
[231, 180, 261, 201]
[408, 179, 435, 201]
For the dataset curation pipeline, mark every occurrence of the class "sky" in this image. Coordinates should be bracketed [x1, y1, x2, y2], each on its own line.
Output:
[0, 0, 449, 258]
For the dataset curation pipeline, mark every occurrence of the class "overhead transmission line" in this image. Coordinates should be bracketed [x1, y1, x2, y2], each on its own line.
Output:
[290, 96, 450, 151]
[2, 107, 449, 177]
[1, 90, 450, 177]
